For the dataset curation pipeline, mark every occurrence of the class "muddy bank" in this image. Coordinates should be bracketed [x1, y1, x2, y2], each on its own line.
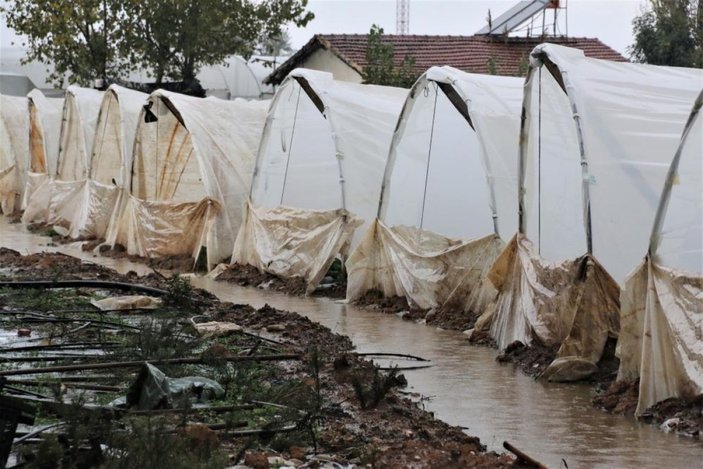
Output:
[352, 290, 484, 333]
[0, 249, 517, 467]
[216, 263, 347, 299]
[593, 380, 702, 438]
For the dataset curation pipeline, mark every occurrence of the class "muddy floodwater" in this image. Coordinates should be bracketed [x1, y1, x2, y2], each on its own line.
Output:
[1, 217, 701, 468]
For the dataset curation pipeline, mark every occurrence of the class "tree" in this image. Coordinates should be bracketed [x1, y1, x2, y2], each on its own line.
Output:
[630, 0, 703, 67]
[363, 25, 417, 88]
[120, 0, 313, 83]
[2, 0, 314, 86]
[2, 0, 127, 86]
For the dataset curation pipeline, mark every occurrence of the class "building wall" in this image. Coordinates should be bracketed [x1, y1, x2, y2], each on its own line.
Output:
[302, 48, 363, 83]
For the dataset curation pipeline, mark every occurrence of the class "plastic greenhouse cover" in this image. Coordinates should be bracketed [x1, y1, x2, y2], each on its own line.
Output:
[521, 43, 703, 283]
[117, 89, 268, 265]
[90, 85, 148, 188]
[0, 94, 29, 213]
[27, 89, 63, 176]
[250, 69, 408, 244]
[56, 85, 104, 181]
[651, 89, 703, 276]
[380, 66, 522, 242]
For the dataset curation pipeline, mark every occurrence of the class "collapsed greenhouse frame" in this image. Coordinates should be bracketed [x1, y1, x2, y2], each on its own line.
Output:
[106, 89, 268, 269]
[475, 44, 703, 382]
[345, 66, 523, 316]
[232, 69, 407, 292]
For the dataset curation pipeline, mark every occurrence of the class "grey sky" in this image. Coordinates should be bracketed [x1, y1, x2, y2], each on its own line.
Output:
[288, 0, 647, 56]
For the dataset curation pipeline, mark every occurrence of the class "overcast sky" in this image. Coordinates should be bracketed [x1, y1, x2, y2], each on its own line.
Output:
[288, 0, 647, 56]
[2, 0, 648, 57]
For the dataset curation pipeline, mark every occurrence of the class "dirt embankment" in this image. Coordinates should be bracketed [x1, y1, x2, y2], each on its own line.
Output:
[593, 379, 702, 438]
[0, 248, 520, 467]
[216, 263, 347, 299]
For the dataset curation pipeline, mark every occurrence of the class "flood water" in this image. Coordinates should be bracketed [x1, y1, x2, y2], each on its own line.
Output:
[1, 217, 701, 468]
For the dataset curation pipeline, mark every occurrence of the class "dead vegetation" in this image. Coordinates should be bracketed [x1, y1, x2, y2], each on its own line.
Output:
[0, 249, 515, 467]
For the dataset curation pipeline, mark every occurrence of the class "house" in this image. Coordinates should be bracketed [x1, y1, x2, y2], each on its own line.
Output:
[264, 34, 627, 85]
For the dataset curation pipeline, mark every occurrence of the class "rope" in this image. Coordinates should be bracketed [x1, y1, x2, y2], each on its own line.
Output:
[418, 84, 439, 233]
[280, 86, 302, 205]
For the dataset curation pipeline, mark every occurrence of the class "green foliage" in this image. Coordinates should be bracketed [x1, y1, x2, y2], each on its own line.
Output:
[363, 24, 417, 88]
[164, 274, 194, 307]
[1, 0, 127, 86]
[119, 0, 314, 82]
[2, 0, 314, 86]
[631, 0, 703, 67]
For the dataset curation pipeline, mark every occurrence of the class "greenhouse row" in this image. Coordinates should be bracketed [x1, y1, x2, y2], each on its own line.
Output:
[1, 43, 701, 416]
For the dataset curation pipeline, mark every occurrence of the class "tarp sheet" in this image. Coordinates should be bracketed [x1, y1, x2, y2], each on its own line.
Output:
[476, 234, 620, 381]
[347, 67, 522, 310]
[617, 90, 703, 414]
[107, 90, 268, 267]
[481, 44, 702, 377]
[347, 220, 503, 313]
[237, 69, 407, 289]
[23, 90, 63, 209]
[232, 201, 361, 293]
[0, 94, 28, 213]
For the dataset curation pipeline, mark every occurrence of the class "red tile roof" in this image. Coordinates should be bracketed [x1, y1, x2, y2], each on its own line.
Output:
[265, 34, 627, 85]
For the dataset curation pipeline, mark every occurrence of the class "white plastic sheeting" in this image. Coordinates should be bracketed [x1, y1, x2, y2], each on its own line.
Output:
[23, 90, 63, 209]
[106, 90, 268, 267]
[346, 67, 522, 313]
[0, 94, 29, 214]
[233, 69, 407, 290]
[617, 90, 703, 414]
[197, 56, 263, 100]
[56, 85, 148, 239]
[479, 44, 703, 381]
[22, 86, 104, 225]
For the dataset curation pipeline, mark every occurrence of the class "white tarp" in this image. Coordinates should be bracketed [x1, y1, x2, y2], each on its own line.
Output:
[617, 90, 703, 414]
[22, 86, 103, 225]
[0, 94, 29, 214]
[106, 90, 268, 267]
[479, 44, 703, 381]
[346, 67, 522, 313]
[58, 85, 148, 239]
[22, 90, 63, 209]
[232, 69, 407, 290]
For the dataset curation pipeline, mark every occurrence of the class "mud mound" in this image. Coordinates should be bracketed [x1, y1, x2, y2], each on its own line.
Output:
[641, 395, 703, 437]
[496, 340, 559, 377]
[593, 379, 639, 415]
[217, 263, 347, 299]
[431, 306, 483, 331]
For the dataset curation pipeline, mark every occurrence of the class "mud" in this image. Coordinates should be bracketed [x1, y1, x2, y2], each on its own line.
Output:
[594, 379, 702, 438]
[1, 249, 516, 467]
[217, 263, 347, 299]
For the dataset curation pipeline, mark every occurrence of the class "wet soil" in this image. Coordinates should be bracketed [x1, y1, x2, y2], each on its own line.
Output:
[593, 379, 702, 438]
[217, 263, 347, 299]
[0, 249, 517, 467]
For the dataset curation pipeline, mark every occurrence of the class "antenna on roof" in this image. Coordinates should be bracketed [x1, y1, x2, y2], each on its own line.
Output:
[396, 0, 410, 35]
[476, 0, 563, 36]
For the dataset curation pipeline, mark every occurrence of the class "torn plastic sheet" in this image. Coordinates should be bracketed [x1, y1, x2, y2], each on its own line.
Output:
[115, 363, 225, 410]
[477, 234, 620, 382]
[232, 201, 362, 294]
[346, 220, 502, 312]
